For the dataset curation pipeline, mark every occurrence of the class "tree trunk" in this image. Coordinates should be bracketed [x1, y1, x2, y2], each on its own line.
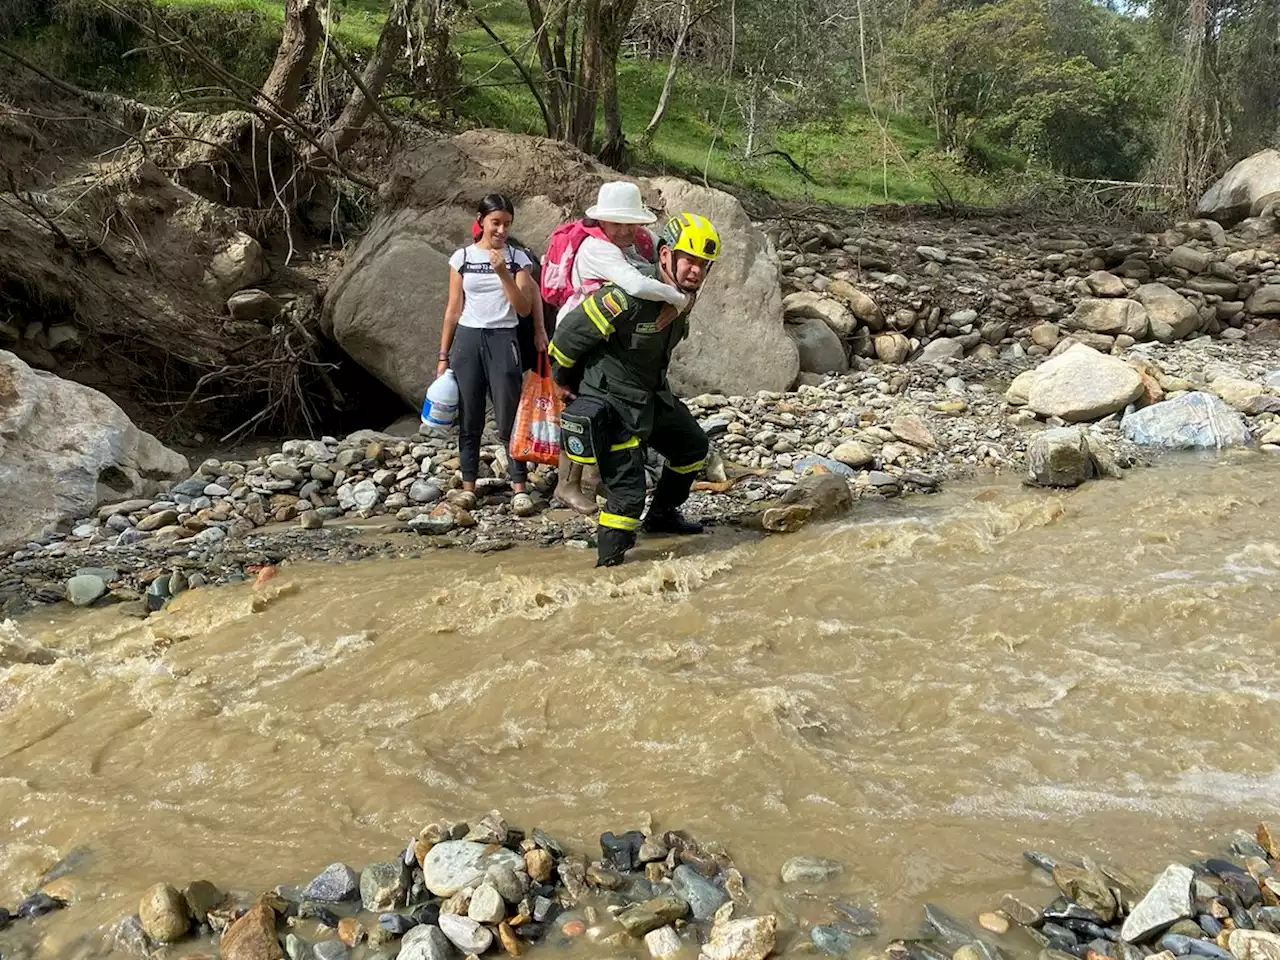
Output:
[258, 0, 322, 114]
[526, 0, 567, 137]
[641, 0, 689, 143]
[592, 0, 638, 166]
[571, 0, 602, 151]
[322, 0, 418, 156]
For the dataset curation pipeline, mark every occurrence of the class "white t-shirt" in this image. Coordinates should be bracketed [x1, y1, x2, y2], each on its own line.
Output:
[449, 244, 535, 329]
[560, 235, 688, 319]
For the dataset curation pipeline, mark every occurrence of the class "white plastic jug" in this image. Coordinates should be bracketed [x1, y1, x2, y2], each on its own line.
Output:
[421, 369, 459, 433]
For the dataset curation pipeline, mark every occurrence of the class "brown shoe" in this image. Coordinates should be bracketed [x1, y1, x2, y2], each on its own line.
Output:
[582, 463, 609, 500]
[554, 452, 598, 515]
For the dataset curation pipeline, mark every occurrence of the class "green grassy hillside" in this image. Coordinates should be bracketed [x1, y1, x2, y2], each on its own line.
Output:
[7, 0, 1012, 204]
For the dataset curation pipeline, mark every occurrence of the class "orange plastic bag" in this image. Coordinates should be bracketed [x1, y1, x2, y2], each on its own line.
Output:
[509, 354, 563, 466]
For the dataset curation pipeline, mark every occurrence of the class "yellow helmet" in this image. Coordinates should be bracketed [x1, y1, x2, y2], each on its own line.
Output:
[660, 212, 721, 262]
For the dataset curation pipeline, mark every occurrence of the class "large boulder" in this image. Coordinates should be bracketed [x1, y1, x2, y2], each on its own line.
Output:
[0, 351, 189, 548]
[323, 132, 796, 408]
[1131, 283, 1201, 342]
[644, 176, 798, 396]
[1024, 427, 1120, 488]
[785, 317, 848, 376]
[1065, 298, 1150, 339]
[1247, 284, 1280, 317]
[782, 291, 856, 337]
[1025, 344, 1145, 423]
[1197, 149, 1280, 226]
[1121, 392, 1252, 449]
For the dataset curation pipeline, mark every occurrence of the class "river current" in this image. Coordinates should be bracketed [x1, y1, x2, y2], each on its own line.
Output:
[2, 456, 1279, 957]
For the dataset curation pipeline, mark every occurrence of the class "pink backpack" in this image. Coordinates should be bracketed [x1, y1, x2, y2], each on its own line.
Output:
[539, 220, 656, 309]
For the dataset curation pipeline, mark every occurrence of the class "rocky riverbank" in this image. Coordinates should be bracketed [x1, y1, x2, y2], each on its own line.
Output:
[5, 811, 1280, 960]
[769, 207, 1280, 379]
[2, 336, 1279, 621]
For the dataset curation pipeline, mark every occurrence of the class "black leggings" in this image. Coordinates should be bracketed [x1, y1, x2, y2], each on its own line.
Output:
[449, 325, 527, 484]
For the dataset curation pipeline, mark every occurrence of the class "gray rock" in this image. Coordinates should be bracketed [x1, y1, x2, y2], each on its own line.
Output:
[780, 856, 844, 884]
[1025, 427, 1096, 488]
[115, 914, 152, 958]
[1066, 299, 1149, 339]
[304, 863, 361, 902]
[1121, 392, 1252, 449]
[617, 895, 690, 937]
[793, 454, 856, 478]
[467, 883, 505, 924]
[1247, 285, 1280, 317]
[831, 441, 874, 469]
[66, 574, 107, 606]
[645, 925, 684, 959]
[1132, 283, 1201, 342]
[701, 915, 778, 960]
[361, 860, 409, 912]
[408, 513, 455, 535]
[270, 461, 305, 484]
[1085, 271, 1127, 297]
[812, 925, 858, 957]
[409, 480, 442, 504]
[424, 840, 523, 897]
[1121, 863, 1195, 943]
[485, 863, 525, 903]
[763, 472, 853, 532]
[400, 924, 455, 960]
[351, 479, 381, 511]
[438, 913, 493, 954]
[786, 316, 850, 376]
[916, 338, 965, 364]
[1026, 344, 1145, 423]
[782, 291, 857, 337]
[672, 864, 729, 921]
[313, 941, 350, 960]
[1196, 148, 1280, 225]
[1168, 245, 1213, 274]
[874, 332, 911, 364]
[0, 352, 189, 549]
[227, 289, 284, 322]
[172, 477, 207, 498]
[286, 934, 315, 960]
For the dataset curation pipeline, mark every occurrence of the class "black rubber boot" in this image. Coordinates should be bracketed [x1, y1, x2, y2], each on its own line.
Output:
[642, 509, 704, 534]
[595, 527, 636, 567]
[642, 467, 703, 534]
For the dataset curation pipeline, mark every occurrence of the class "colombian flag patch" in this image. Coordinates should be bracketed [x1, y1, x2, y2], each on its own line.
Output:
[601, 291, 628, 317]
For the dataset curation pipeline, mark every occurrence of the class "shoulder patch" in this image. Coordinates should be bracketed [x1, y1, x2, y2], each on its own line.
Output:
[601, 290, 628, 317]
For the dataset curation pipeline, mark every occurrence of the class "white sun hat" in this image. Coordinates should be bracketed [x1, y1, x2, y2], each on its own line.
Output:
[585, 181, 657, 225]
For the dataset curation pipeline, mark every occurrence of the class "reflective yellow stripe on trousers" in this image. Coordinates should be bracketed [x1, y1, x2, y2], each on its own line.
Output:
[599, 512, 639, 531]
[666, 459, 705, 474]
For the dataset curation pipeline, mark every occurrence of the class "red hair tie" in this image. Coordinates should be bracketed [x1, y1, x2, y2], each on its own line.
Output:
[471, 221, 482, 241]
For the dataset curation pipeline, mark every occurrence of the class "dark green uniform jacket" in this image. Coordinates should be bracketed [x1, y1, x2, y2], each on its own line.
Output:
[547, 281, 689, 440]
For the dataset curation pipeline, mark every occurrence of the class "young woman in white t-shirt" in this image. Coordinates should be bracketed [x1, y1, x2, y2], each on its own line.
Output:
[437, 194, 548, 516]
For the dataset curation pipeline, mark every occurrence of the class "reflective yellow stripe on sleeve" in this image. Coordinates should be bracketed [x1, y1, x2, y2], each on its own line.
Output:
[609, 436, 640, 452]
[599, 512, 640, 531]
[583, 298, 616, 337]
[547, 342, 574, 367]
[666, 459, 705, 475]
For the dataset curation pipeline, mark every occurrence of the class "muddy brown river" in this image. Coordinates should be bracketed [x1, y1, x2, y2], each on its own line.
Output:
[3, 456, 1280, 958]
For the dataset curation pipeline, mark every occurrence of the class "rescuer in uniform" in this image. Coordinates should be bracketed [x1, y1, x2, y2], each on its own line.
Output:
[547, 212, 722, 567]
